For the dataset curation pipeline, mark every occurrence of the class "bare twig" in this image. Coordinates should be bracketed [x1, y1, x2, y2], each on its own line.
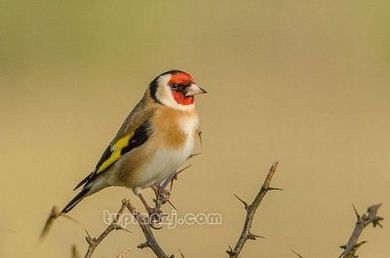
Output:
[340, 204, 383, 258]
[227, 161, 280, 258]
[40, 206, 79, 239]
[123, 199, 173, 258]
[291, 249, 304, 258]
[40, 206, 61, 239]
[84, 200, 128, 258]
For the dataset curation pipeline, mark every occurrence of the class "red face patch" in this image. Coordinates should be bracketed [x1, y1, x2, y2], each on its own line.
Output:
[169, 72, 194, 105]
[171, 91, 194, 105]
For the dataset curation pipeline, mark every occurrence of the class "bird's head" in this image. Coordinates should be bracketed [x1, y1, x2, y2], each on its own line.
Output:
[149, 70, 206, 109]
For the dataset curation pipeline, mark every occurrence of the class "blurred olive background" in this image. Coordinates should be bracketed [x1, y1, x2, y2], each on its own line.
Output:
[1, 0, 390, 257]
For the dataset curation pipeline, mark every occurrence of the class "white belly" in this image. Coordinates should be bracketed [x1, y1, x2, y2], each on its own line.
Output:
[137, 142, 194, 188]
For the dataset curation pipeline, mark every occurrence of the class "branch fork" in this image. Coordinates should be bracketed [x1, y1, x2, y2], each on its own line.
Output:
[340, 203, 383, 258]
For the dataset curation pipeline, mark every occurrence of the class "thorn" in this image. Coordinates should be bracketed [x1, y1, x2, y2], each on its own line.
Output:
[291, 249, 304, 258]
[226, 245, 236, 256]
[248, 232, 265, 240]
[113, 224, 122, 230]
[85, 236, 94, 245]
[167, 200, 177, 210]
[267, 186, 283, 191]
[169, 179, 174, 192]
[352, 204, 360, 220]
[354, 240, 367, 249]
[40, 206, 60, 239]
[373, 217, 383, 228]
[356, 240, 367, 246]
[375, 221, 383, 228]
[84, 229, 94, 244]
[117, 226, 132, 234]
[137, 242, 149, 249]
[187, 152, 202, 160]
[198, 131, 203, 145]
[175, 164, 192, 176]
[234, 194, 248, 209]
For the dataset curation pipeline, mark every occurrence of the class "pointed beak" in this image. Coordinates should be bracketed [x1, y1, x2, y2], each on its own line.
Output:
[185, 83, 207, 97]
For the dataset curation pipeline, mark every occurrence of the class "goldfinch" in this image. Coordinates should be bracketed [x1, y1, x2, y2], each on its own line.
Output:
[61, 70, 206, 214]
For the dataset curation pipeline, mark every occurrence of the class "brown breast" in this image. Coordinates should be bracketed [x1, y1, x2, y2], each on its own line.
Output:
[152, 106, 198, 149]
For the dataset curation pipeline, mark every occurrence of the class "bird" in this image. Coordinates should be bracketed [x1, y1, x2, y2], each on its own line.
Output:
[61, 70, 206, 215]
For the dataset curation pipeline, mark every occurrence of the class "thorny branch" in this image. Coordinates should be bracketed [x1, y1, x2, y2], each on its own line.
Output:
[84, 200, 129, 258]
[80, 165, 192, 258]
[42, 160, 385, 258]
[339, 204, 383, 258]
[227, 161, 281, 258]
[123, 199, 173, 258]
[82, 198, 173, 258]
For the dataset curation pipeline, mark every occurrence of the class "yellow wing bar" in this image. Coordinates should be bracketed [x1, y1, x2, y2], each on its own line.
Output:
[96, 133, 133, 174]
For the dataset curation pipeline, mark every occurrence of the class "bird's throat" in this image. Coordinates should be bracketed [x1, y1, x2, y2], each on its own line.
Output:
[171, 91, 194, 105]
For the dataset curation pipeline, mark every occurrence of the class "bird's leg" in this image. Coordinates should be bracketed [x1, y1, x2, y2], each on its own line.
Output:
[153, 165, 192, 208]
[137, 193, 163, 226]
[156, 176, 173, 204]
[152, 173, 177, 210]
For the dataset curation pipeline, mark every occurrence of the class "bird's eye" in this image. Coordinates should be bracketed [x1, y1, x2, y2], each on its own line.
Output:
[170, 84, 180, 90]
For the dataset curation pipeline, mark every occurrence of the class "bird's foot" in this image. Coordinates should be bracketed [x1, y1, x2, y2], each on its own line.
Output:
[153, 187, 171, 205]
[145, 206, 164, 229]
[137, 192, 163, 226]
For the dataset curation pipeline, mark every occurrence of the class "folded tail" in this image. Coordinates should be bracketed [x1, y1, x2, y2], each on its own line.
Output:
[61, 187, 90, 214]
